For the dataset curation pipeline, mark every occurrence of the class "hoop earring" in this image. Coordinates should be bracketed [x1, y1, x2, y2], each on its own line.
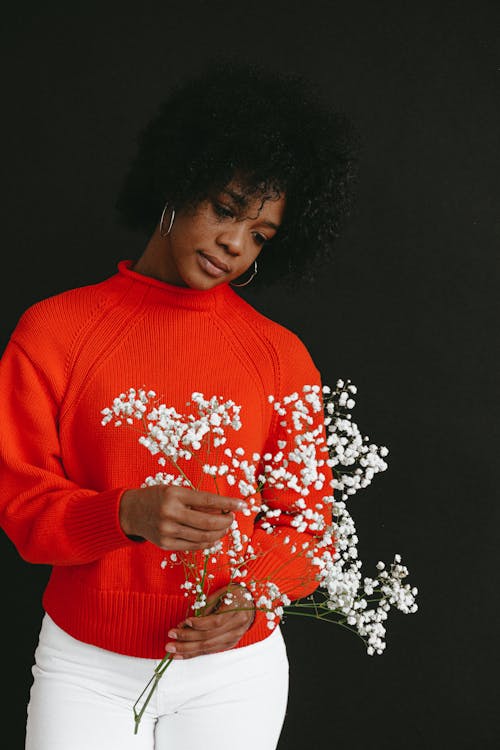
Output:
[230, 260, 258, 288]
[159, 203, 175, 237]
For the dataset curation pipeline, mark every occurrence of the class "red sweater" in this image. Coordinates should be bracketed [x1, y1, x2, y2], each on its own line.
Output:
[0, 261, 333, 658]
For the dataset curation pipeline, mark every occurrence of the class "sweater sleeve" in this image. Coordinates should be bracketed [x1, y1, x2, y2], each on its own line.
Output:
[0, 337, 134, 565]
[241, 330, 335, 633]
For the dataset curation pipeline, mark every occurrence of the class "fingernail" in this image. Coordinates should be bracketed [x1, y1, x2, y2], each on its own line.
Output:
[165, 644, 176, 653]
[167, 630, 177, 639]
[184, 620, 192, 628]
[236, 501, 248, 510]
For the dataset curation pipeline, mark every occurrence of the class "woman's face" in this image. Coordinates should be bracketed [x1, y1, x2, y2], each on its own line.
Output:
[148, 182, 286, 290]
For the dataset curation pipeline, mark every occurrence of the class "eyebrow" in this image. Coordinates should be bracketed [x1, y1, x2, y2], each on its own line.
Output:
[222, 188, 247, 206]
[221, 188, 281, 231]
[260, 219, 280, 231]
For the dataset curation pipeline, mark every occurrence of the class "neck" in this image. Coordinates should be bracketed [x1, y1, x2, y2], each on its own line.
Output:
[116, 260, 234, 312]
[133, 230, 185, 286]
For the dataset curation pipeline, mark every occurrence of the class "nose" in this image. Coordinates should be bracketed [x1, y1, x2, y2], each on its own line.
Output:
[215, 222, 246, 256]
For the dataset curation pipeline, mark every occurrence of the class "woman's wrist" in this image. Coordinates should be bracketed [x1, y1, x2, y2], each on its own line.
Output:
[119, 489, 145, 541]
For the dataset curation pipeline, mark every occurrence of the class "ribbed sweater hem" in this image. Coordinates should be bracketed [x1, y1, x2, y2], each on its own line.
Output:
[42, 573, 275, 659]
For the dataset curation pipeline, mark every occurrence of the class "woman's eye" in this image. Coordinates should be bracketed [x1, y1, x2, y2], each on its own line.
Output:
[253, 233, 268, 246]
[213, 202, 234, 219]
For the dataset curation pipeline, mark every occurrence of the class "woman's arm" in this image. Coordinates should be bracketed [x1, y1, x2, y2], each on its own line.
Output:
[0, 339, 242, 565]
[0, 338, 137, 564]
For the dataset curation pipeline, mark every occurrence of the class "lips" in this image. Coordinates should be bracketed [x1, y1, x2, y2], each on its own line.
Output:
[198, 251, 231, 273]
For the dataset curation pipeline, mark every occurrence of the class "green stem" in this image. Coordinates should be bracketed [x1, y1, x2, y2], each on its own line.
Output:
[168, 457, 195, 490]
[133, 653, 174, 734]
[195, 553, 210, 617]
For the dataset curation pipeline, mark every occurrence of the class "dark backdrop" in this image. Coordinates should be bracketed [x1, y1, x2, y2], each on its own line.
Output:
[1, 2, 498, 748]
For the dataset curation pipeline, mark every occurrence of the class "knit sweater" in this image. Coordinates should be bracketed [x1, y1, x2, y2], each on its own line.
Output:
[0, 260, 334, 658]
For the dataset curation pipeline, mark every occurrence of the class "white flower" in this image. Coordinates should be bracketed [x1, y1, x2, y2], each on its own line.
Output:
[102, 381, 417, 666]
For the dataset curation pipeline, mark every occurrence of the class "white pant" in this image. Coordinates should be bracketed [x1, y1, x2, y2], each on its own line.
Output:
[26, 613, 289, 750]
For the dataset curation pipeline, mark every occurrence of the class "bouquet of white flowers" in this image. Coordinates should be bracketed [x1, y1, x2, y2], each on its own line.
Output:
[101, 378, 418, 734]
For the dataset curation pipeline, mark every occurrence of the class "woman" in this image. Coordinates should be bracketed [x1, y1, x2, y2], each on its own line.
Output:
[0, 60, 358, 749]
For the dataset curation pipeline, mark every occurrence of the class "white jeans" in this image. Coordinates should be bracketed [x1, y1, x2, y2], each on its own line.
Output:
[25, 613, 289, 750]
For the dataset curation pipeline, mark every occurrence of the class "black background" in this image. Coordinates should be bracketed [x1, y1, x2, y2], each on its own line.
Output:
[1, 2, 499, 748]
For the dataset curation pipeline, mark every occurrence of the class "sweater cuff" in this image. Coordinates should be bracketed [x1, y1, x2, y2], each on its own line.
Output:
[65, 487, 136, 558]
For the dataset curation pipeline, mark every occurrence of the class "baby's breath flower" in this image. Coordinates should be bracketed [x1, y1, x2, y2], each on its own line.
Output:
[102, 378, 417, 731]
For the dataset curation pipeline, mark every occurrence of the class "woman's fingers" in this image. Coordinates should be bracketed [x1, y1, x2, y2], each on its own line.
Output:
[159, 507, 238, 546]
[119, 485, 247, 550]
[178, 610, 254, 633]
[176, 506, 236, 533]
[161, 490, 247, 549]
[161, 520, 228, 547]
[165, 613, 251, 658]
[180, 488, 247, 515]
[164, 584, 256, 658]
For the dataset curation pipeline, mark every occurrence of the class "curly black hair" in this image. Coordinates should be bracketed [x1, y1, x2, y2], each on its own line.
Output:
[115, 59, 360, 289]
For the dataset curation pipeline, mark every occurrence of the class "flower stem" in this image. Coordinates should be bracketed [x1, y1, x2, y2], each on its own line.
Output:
[133, 653, 174, 734]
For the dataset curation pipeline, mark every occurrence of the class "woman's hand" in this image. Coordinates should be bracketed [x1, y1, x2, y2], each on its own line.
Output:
[119, 485, 246, 550]
[164, 584, 256, 659]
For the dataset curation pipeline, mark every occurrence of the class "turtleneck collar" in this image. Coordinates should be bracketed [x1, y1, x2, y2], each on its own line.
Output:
[114, 260, 236, 311]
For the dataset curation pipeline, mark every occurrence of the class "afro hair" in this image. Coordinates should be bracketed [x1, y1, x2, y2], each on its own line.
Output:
[115, 59, 360, 289]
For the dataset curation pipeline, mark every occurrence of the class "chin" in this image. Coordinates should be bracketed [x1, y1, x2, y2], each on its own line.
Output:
[182, 270, 225, 291]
